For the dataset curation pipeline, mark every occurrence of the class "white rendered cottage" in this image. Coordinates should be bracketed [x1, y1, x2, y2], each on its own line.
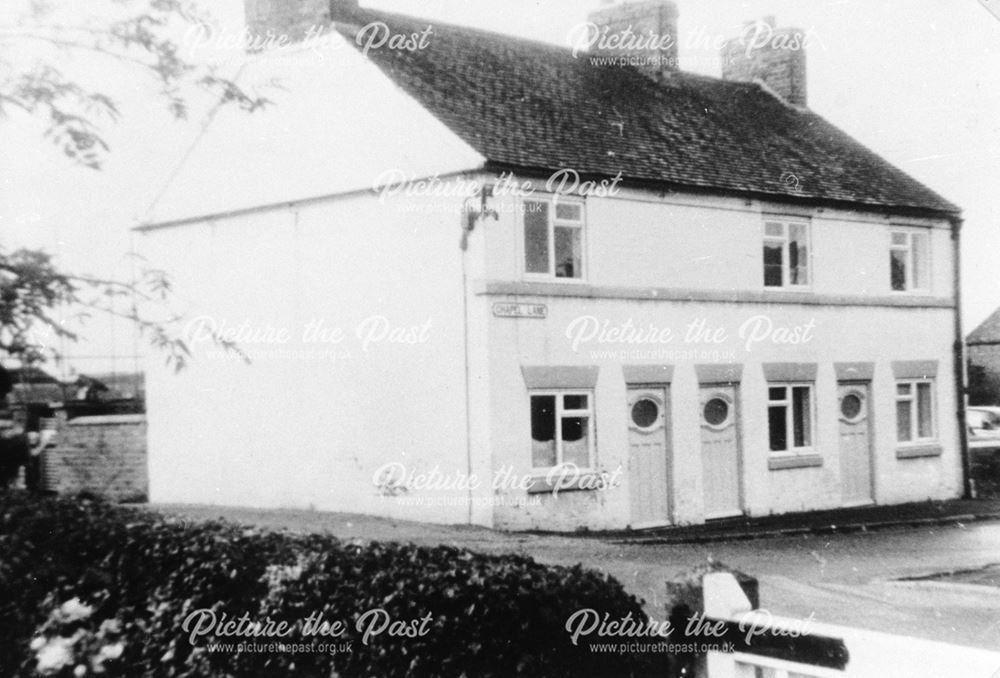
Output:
[139, 0, 966, 531]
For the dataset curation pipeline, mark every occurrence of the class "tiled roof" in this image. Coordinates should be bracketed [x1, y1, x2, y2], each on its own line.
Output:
[969, 307, 1000, 345]
[332, 8, 959, 216]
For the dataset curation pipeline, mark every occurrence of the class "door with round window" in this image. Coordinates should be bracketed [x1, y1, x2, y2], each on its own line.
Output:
[627, 388, 670, 528]
[703, 396, 732, 429]
[699, 386, 742, 519]
[630, 393, 664, 432]
[838, 384, 873, 506]
[839, 391, 865, 423]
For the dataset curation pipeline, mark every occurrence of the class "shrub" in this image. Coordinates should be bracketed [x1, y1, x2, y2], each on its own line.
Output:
[0, 492, 675, 677]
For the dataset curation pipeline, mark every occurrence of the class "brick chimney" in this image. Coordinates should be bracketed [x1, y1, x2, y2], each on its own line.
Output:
[244, 0, 360, 44]
[586, 0, 679, 79]
[721, 17, 808, 107]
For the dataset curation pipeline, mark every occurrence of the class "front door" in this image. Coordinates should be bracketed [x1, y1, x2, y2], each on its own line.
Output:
[700, 386, 742, 519]
[628, 388, 671, 528]
[838, 383, 874, 506]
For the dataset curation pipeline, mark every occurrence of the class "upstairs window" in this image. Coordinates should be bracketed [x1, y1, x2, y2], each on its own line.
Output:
[768, 384, 813, 453]
[763, 220, 810, 288]
[523, 199, 584, 280]
[890, 230, 929, 292]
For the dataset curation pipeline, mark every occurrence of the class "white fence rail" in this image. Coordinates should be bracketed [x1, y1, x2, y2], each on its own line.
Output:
[702, 572, 1000, 678]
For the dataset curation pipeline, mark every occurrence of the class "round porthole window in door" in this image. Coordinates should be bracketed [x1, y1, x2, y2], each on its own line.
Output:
[840, 392, 864, 422]
[703, 397, 730, 428]
[631, 397, 661, 430]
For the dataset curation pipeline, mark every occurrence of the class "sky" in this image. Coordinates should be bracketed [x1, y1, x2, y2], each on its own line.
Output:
[1, 0, 999, 376]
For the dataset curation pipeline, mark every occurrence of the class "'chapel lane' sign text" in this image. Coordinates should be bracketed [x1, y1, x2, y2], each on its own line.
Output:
[493, 303, 548, 319]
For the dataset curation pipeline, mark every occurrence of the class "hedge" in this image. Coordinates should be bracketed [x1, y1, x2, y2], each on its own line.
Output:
[0, 492, 677, 677]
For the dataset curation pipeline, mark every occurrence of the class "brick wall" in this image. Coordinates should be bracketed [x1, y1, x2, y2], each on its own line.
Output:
[42, 414, 148, 503]
[245, 0, 328, 43]
[721, 23, 808, 106]
[244, 0, 361, 44]
[588, 0, 679, 79]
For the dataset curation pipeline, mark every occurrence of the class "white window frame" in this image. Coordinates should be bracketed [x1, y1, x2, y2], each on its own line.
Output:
[767, 383, 815, 455]
[889, 229, 930, 293]
[762, 219, 811, 290]
[529, 390, 595, 471]
[520, 196, 586, 282]
[895, 379, 936, 444]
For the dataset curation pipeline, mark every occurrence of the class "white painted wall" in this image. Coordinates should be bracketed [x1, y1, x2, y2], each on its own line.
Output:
[147, 33, 484, 225]
[143, 130, 959, 531]
[482, 184, 953, 298]
[481, 187, 960, 530]
[141, 32, 499, 525]
[143, 188, 490, 525]
[484, 296, 960, 529]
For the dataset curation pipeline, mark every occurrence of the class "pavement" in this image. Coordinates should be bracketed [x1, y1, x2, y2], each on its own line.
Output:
[590, 498, 1000, 545]
[145, 499, 1000, 653]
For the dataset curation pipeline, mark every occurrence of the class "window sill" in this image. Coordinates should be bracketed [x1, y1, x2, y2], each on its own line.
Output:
[768, 454, 823, 471]
[763, 286, 813, 293]
[526, 472, 603, 494]
[522, 274, 587, 285]
[896, 444, 942, 459]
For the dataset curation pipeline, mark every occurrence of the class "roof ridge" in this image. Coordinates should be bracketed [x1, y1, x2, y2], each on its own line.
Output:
[333, 7, 773, 94]
[335, 6, 578, 56]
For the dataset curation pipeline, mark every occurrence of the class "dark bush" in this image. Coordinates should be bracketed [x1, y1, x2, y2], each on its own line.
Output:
[971, 450, 1000, 498]
[0, 492, 674, 677]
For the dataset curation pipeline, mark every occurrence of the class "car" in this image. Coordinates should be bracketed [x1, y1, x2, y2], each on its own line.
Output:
[967, 406, 1000, 453]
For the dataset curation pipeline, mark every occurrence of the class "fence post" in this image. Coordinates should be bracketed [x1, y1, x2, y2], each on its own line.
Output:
[665, 566, 758, 678]
[702, 573, 754, 678]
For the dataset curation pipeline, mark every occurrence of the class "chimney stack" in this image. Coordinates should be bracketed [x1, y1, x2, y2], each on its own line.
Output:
[244, 0, 360, 45]
[721, 17, 808, 107]
[586, 0, 679, 80]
